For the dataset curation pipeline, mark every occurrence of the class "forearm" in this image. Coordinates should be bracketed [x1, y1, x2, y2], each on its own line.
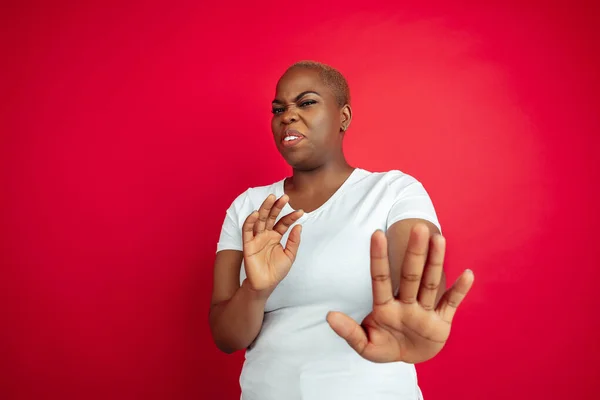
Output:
[209, 280, 270, 353]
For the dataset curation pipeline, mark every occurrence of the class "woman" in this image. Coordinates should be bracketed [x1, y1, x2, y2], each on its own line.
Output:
[209, 61, 474, 400]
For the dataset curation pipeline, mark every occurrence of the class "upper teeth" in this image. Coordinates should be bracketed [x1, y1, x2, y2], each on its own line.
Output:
[284, 136, 299, 141]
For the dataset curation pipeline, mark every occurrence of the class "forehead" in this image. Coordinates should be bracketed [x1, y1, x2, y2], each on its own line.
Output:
[274, 68, 333, 101]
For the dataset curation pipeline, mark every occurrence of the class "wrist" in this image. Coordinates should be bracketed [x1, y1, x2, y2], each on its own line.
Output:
[241, 279, 274, 302]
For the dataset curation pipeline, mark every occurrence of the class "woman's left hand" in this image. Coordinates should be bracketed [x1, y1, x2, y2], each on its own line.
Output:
[327, 223, 474, 364]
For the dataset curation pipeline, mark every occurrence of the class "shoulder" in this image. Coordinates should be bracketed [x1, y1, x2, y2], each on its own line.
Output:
[357, 168, 424, 192]
[247, 179, 282, 204]
[364, 169, 440, 230]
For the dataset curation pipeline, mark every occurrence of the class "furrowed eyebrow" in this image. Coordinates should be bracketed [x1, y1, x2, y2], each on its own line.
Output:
[272, 91, 321, 104]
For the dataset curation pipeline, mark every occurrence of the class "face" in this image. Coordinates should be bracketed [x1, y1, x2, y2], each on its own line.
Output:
[271, 68, 350, 170]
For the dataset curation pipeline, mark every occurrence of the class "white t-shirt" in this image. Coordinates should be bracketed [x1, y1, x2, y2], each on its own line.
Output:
[217, 168, 441, 400]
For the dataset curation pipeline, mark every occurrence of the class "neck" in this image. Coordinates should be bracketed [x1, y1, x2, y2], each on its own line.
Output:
[288, 159, 355, 194]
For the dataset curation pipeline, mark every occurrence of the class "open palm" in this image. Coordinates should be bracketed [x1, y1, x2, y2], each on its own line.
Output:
[327, 224, 474, 364]
[242, 194, 304, 293]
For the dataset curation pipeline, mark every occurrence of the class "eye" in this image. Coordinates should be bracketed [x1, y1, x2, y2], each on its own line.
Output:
[299, 100, 317, 107]
[271, 107, 285, 115]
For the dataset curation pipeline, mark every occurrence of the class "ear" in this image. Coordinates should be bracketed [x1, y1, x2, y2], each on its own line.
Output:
[340, 104, 352, 132]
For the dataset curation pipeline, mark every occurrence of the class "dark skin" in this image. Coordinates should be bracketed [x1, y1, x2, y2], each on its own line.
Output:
[271, 67, 354, 213]
[209, 66, 474, 363]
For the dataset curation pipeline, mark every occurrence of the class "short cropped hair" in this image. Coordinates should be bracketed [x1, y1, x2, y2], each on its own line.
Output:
[287, 60, 351, 107]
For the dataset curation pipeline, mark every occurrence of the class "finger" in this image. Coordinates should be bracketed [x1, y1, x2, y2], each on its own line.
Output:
[283, 224, 302, 262]
[265, 195, 289, 231]
[242, 211, 259, 244]
[417, 234, 446, 311]
[370, 230, 394, 306]
[254, 194, 276, 235]
[398, 223, 430, 304]
[436, 269, 475, 324]
[272, 210, 304, 236]
[326, 311, 368, 356]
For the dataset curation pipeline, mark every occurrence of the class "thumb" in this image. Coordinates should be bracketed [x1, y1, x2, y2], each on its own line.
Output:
[283, 224, 302, 261]
[326, 311, 368, 355]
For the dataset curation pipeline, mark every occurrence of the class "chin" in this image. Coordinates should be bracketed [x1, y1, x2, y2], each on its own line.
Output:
[285, 158, 320, 172]
[279, 148, 321, 171]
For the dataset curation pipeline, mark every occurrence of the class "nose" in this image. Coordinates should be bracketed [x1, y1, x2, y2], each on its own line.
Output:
[281, 107, 298, 124]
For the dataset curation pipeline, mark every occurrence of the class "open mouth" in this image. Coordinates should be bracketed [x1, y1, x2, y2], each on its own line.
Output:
[281, 130, 305, 147]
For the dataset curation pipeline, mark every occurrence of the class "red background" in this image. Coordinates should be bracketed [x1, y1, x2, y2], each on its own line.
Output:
[2, 1, 599, 399]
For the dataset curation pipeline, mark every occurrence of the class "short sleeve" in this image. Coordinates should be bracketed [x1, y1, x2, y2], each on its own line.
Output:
[386, 179, 441, 233]
[216, 190, 250, 253]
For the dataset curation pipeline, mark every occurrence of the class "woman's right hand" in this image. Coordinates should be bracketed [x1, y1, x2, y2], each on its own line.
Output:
[242, 194, 304, 296]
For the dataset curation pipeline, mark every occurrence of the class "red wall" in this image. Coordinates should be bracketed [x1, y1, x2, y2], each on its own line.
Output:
[2, 1, 599, 399]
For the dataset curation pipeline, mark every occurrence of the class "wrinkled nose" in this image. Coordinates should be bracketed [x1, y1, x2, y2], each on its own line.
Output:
[281, 108, 298, 124]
